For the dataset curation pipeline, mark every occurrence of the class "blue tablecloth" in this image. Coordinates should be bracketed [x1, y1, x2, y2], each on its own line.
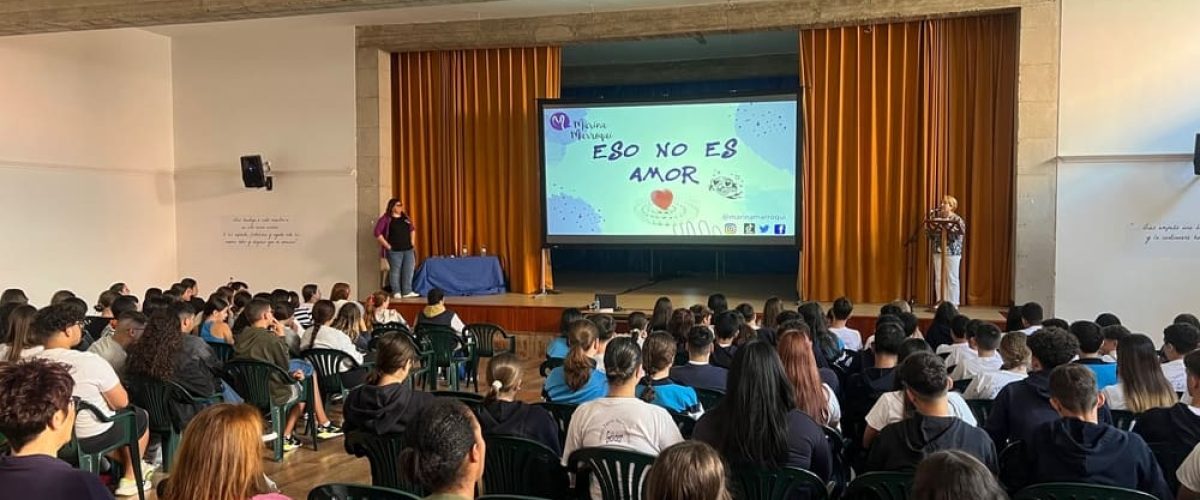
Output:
[413, 256, 506, 296]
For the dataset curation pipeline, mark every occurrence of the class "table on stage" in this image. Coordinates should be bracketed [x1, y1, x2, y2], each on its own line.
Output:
[412, 255, 506, 296]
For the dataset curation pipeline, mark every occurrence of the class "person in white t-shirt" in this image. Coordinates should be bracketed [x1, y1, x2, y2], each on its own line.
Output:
[86, 311, 146, 376]
[1177, 442, 1200, 500]
[1162, 323, 1200, 393]
[936, 321, 976, 368]
[1017, 302, 1044, 336]
[31, 302, 152, 496]
[0, 304, 42, 363]
[562, 337, 683, 500]
[828, 297, 863, 352]
[952, 323, 1003, 381]
[863, 354, 978, 448]
[964, 331, 1030, 400]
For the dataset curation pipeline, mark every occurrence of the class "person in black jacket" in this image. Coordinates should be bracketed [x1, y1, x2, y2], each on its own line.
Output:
[845, 324, 906, 424]
[1133, 350, 1200, 491]
[477, 352, 561, 454]
[1011, 364, 1171, 500]
[866, 352, 997, 473]
[671, 326, 728, 392]
[342, 333, 432, 440]
[710, 311, 741, 369]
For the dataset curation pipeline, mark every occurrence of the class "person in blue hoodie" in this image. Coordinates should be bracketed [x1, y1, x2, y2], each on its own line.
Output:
[986, 326, 1113, 447]
[1069, 320, 1118, 389]
[638, 332, 702, 416]
[542, 319, 608, 404]
[1009, 364, 1172, 500]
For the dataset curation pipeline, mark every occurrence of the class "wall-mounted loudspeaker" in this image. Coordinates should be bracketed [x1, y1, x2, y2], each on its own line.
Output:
[240, 155, 273, 190]
[1194, 134, 1199, 176]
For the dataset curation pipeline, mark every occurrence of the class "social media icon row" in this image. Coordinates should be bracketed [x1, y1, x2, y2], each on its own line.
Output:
[724, 223, 787, 235]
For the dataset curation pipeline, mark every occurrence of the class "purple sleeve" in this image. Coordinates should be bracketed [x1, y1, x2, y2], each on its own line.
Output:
[373, 215, 389, 238]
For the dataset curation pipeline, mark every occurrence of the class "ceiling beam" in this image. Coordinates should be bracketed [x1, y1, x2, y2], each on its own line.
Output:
[0, 0, 490, 36]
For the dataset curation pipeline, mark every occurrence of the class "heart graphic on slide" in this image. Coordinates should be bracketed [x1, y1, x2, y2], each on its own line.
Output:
[651, 190, 674, 211]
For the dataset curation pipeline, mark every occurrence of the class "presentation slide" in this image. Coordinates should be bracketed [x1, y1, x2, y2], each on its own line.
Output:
[540, 94, 799, 246]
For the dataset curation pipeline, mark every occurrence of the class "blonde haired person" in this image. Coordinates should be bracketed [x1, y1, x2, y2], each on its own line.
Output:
[1101, 334, 1177, 412]
[477, 352, 561, 454]
[161, 404, 289, 500]
[963, 331, 1030, 400]
[646, 441, 733, 500]
[926, 194, 965, 306]
[365, 290, 407, 327]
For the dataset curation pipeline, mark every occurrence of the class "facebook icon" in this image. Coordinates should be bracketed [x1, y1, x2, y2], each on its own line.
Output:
[774, 224, 787, 235]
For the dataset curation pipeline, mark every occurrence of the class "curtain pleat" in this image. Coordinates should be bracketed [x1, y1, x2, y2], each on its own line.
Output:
[392, 47, 561, 294]
[801, 13, 1016, 305]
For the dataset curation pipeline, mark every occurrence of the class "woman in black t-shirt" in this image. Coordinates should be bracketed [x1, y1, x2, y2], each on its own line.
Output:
[374, 198, 418, 299]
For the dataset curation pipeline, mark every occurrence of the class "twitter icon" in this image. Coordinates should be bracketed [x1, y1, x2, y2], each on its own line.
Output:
[759, 224, 770, 233]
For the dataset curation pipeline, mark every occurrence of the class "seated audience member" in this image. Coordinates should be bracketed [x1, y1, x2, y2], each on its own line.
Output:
[233, 299, 339, 452]
[924, 302, 957, 352]
[690, 304, 714, 330]
[845, 324, 906, 421]
[88, 311, 146, 376]
[0, 359, 112, 499]
[1018, 302, 1044, 335]
[777, 322, 841, 428]
[302, 300, 365, 372]
[935, 317, 975, 367]
[1041, 318, 1070, 330]
[866, 353, 997, 473]
[1133, 350, 1200, 480]
[1178, 313, 1200, 330]
[161, 404, 289, 500]
[1162, 322, 1200, 393]
[477, 352, 560, 454]
[126, 309, 222, 426]
[760, 296, 784, 332]
[735, 303, 757, 330]
[199, 297, 235, 345]
[400, 399, 485, 500]
[911, 450, 1007, 500]
[650, 296, 674, 332]
[50, 289, 77, 305]
[366, 290, 406, 327]
[638, 332, 702, 416]
[98, 294, 139, 339]
[294, 284, 319, 329]
[964, 332, 1030, 400]
[709, 311, 741, 369]
[1095, 312, 1122, 328]
[646, 441, 732, 500]
[343, 333, 432, 436]
[799, 302, 843, 364]
[1099, 324, 1129, 362]
[32, 302, 152, 496]
[1070, 320, 1117, 389]
[415, 288, 465, 333]
[671, 326, 729, 392]
[694, 341, 832, 479]
[707, 294, 728, 315]
[590, 313, 616, 372]
[951, 323, 1003, 381]
[274, 302, 303, 356]
[986, 326, 1111, 446]
[1010, 364, 1171, 500]
[863, 349, 978, 448]
[61, 298, 94, 350]
[563, 337, 684, 499]
[626, 311, 649, 345]
[546, 308, 582, 360]
[329, 282, 365, 316]
[329, 300, 369, 352]
[828, 297, 863, 352]
[86, 290, 119, 341]
[543, 320, 608, 404]
[898, 311, 921, 339]
[668, 308, 697, 349]
[0, 288, 29, 305]
[1101, 334, 1176, 412]
[0, 304, 41, 362]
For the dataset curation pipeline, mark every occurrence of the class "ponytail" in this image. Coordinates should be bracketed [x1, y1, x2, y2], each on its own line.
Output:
[307, 300, 336, 350]
[639, 374, 656, 403]
[564, 319, 598, 391]
[484, 352, 522, 404]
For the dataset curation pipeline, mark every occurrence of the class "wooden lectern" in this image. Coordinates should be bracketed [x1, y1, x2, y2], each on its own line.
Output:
[925, 212, 964, 305]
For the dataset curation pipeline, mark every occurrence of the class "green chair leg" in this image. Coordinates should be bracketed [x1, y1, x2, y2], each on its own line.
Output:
[162, 431, 180, 473]
[271, 406, 284, 462]
[304, 377, 319, 451]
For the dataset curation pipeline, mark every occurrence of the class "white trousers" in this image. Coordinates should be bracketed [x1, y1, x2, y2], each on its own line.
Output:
[933, 253, 962, 306]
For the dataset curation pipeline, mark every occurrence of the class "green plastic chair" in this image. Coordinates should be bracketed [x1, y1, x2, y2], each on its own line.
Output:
[1012, 483, 1158, 500]
[696, 388, 725, 410]
[307, 483, 421, 500]
[126, 375, 218, 472]
[965, 399, 993, 428]
[1109, 410, 1138, 431]
[344, 431, 425, 495]
[206, 340, 234, 364]
[301, 348, 363, 402]
[223, 359, 312, 461]
[730, 465, 829, 500]
[539, 357, 563, 378]
[415, 324, 473, 391]
[823, 426, 850, 498]
[842, 471, 913, 500]
[534, 402, 578, 443]
[464, 323, 514, 391]
[433, 390, 485, 413]
[66, 401, 148, 500]
[567, 447, 657, 500]
[483, 435, 570, 498]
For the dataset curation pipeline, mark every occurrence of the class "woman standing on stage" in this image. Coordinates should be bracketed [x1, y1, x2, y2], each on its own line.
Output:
[927, 195, 965, 307]
[374, 198, 419, 299]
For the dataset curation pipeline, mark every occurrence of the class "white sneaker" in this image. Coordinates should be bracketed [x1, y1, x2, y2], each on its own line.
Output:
[114, 477, 150, 497]
[392, 293, 404, 300]
[403, 292, 420, 298]
[262, 431, 278, 442]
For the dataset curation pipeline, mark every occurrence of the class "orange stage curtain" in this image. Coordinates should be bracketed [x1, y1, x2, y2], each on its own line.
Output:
[392, 47, 561, 294]
[800, 13, 1016, 306]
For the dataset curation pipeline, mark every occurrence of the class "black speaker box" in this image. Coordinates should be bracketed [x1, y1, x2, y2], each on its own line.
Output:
[241, 155, 267, 188]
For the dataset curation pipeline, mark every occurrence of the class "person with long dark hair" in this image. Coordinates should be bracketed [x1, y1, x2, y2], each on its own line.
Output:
[343, 333, 432, 436]
[707, 294, 729, 315]
[543, 320, 607, 404]
[667, 308, 695, 349]
[760, 297, 784, 331]
[798, 302, 841, 365]
[126, 310, 222, 426]
[693, 340, 832, 478]
[477, 352, 560, 454]
[650, 296, 674, 332]
[0, 305, 40, 363]
[1101, 334, 1176, 413]
[925, 303, 958, 351]
[374, 198, 420, 299]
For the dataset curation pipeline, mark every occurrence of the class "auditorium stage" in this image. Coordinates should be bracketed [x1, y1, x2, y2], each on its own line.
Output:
[389, 272, 1007, 336]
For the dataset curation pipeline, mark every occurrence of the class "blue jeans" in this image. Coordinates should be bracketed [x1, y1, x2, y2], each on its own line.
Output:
[388, 249, 416, 295]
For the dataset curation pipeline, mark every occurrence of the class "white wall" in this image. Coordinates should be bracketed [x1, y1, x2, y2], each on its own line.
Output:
[0, 29, 177, 305]
[1056, 0, 1200, 337]
[171, 22, 358, 295]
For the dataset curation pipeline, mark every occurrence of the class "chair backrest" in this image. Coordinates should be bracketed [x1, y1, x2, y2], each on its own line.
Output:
[307, 483, 421, 500]
[951, 378, 972, 392]
[669, 412, 697, 439]
[1109, 410, 1138, 431]
[464, 323, 508, 358]
[1012, 482, 1159, 500]
[206, 341, 234, 365]
[344, 431, 425, 495]
[301, 348, 360, 394]
[842, 472, 913, 500]
[369, 325, 413, 351]
[223, 360, 291, 410]
[1149, 441, 1192, 495]
[415, 324, 465, 367]
[483, 435, 570, 498]
[965, 399, 993, 428]
[730, 465, 829, 500]
[695, 388, 725, 410]
[998, 440, 1025, 491]
[432, 391, 485, 413]
[126, 375, 192, 433]
[567, 447, 657, 500]
[533, 402, 578, 443]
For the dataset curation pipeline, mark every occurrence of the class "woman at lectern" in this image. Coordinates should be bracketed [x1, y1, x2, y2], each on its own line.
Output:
[374, 198, 419, 299]
[927, 195, 965, 307]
